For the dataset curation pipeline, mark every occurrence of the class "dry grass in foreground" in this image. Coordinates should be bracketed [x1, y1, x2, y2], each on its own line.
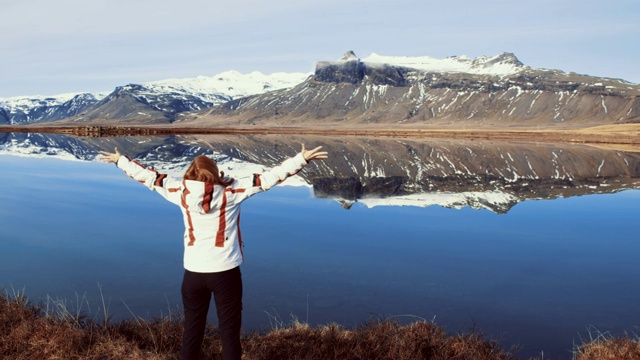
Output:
[2, 291, 639, 360]
[573, 333, 640, 360]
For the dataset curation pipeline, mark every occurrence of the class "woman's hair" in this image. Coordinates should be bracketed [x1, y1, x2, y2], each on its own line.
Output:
[183, 155, 233, 186]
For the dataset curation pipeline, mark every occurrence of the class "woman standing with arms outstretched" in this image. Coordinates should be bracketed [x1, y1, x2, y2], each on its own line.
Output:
[100, 145, 328, 360]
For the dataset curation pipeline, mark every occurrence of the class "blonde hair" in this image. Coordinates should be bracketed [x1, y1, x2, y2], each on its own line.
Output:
[183, 155, 233, 186]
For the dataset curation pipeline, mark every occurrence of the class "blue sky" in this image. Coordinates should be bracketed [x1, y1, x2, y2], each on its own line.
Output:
[1, 0, 638, 98]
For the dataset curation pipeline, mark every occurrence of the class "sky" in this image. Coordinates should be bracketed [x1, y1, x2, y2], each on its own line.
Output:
[1, 0, 639, 98]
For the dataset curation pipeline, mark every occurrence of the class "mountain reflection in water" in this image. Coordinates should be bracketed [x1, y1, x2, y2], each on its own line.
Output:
[2, 132, 639, 213]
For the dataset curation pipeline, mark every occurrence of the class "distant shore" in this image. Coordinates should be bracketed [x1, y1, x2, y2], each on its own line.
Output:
[2, 123, 640, 150]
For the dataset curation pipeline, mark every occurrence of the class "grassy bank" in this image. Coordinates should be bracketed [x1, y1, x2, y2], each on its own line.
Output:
[1, 292, 638, 360]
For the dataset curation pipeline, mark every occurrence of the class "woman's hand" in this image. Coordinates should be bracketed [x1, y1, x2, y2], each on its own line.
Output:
[301, 144, 328, 162]
[99, 147, 122, 164]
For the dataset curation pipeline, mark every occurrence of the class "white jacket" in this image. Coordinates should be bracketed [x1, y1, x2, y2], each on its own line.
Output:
[116, 153, 308, 273]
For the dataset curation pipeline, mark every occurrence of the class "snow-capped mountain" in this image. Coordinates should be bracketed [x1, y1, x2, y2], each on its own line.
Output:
[0, 92, 107, 125]
[2, 133, 639, 214]
[3, 50, 639, 127]
[189, 51, 640, 128]
[0, 70, 310, 125]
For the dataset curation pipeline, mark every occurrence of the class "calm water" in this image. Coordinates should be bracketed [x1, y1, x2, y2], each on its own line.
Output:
[1, 133, 640, 359]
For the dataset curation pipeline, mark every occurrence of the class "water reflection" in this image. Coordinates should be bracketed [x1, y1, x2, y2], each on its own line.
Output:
[2, 133, 640, 359]
[2, 132, 640, 213]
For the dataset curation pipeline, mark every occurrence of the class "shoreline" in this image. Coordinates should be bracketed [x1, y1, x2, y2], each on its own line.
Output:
[2, 123, 640, 148]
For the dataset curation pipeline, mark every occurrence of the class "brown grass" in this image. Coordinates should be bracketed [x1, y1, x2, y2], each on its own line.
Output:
[573, 331, 640, 360]
[1, 291, 639, 360]
[241, 320, 520, 360]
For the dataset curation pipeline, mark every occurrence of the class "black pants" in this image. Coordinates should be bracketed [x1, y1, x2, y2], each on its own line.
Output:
[180, 267, 243, 360]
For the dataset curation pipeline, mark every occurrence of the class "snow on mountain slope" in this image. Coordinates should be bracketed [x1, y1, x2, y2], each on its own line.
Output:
[361, 52, 526, 76]
[144, 70, 312, 101]
[0, 92, 108, 111]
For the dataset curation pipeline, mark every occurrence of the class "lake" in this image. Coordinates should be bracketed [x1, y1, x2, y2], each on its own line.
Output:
[1, 132, 639, 359]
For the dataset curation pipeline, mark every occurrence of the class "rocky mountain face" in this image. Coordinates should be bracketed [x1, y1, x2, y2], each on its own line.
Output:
[189, 52, 640, 128]
[2, 133, 639, 213]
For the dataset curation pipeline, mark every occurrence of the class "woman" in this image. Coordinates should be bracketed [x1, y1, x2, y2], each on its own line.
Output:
[100, 144, 328, 360]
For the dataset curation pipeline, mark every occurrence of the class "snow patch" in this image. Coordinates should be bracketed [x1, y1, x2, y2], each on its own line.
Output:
[362, 52, 526, 77]
[357, 190, 518, 213]
[144, 70, 310, 101]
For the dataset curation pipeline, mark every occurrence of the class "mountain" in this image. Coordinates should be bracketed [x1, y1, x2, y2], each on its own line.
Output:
[2, 133, 639, 214]
[0, 93, 106, 125]
[184, 51, 640, 128]
[0, 71, 310, 125]
[3, 51, 639, 128]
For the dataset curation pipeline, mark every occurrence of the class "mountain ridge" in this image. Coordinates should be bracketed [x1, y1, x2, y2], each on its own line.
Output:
[183, 51, 640, 129]
[2, 51, 639, 128]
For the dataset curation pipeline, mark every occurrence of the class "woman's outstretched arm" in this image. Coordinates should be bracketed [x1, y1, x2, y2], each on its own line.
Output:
[254, 144, 328, 192]
[99, 148, 182, 205]
[100, 148, 166, 189]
